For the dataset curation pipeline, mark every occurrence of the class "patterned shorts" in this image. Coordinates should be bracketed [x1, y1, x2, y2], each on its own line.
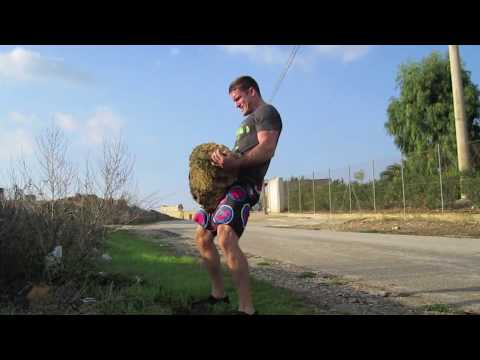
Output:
[193, 181, 261, 238]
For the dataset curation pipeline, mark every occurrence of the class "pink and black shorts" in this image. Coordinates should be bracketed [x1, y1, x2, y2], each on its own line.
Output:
[193, 181, 261, 238]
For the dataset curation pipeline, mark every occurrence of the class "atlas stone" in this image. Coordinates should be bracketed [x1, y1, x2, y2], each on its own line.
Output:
[188, 143, 240, 212]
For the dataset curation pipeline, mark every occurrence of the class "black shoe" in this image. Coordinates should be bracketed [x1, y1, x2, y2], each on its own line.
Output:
[228, 310, 259, 315]
[191, 295, 230, 308]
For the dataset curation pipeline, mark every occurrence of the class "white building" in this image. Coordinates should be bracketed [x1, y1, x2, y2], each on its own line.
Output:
[262, 177, 287, 213]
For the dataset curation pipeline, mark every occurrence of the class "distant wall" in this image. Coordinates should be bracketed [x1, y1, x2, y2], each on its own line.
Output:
[157, 205, 194, 220]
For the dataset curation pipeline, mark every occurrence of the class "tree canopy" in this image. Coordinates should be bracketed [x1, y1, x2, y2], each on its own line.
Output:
[385, 51, 480, 170]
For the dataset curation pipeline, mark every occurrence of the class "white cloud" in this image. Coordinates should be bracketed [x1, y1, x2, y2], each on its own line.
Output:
[219, 45, 371, 68]
[53, 112, 78, 132]
[0, 47, 92, 84]
[8, 111, 37, 125]
[311, 45, 371, 63]
[0, 128, 34, 161]
[84, 107, 123, 145]
[154, 47, 181, 68]
[220, 45, 297, 66]
[50, 107, 124, 146]
[0, 106, 125, 162]
[0, 112, 36, 161]
[170, 47, 180, 56]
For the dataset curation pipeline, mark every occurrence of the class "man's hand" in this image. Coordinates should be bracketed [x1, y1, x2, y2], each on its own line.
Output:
[211, 149, 239, 172]
[211, 130, 279, 173]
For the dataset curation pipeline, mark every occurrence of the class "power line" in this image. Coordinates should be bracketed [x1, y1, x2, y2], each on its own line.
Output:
[269, 45, 300, 103]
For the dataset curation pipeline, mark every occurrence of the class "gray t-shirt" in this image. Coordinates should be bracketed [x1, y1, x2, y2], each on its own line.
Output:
[233, 104, 282, 186]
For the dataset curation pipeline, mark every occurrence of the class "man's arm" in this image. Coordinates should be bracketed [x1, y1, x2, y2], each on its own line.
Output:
[237, 130, 280, 168]
[211, 130, 280, 171]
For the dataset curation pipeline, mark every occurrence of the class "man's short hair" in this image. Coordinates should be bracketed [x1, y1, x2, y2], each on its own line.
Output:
[228, 76, 262, 98]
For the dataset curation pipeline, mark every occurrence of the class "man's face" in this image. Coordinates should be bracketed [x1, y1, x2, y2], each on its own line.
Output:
[230, 87, 255, 116]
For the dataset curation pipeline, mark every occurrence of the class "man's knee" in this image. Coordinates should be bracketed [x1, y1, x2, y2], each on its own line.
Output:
[195, 226, 214, 250]
[217, 225, 239, 253]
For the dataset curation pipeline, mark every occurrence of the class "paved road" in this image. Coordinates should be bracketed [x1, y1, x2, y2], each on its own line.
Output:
[135, 219, 480, 313]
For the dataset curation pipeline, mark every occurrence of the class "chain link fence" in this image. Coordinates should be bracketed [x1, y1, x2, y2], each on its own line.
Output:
[282, 140, 480, 215]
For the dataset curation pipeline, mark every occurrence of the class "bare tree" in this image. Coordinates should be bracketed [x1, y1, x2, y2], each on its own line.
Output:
[96, 135, 135, 224]
[36, 125, 76, 219]
[98, 135, 134, 200]
[1, 125, 142, 292]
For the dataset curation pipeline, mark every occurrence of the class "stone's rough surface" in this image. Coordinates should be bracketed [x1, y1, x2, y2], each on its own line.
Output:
[189, 143, 239, 212]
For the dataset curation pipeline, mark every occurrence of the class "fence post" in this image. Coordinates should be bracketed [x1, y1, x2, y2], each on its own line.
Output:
[298, 177, 302, 213]
[263, 182, 268, 215]
[312, 170, 316, 215]
[372, 160, 376, 212]
[328, 168, 332, 217]
[400, 157, 406, 219]
[437, 143, 445, 213]
[348, 165, 352, 214]
[287, 178, 290, 213]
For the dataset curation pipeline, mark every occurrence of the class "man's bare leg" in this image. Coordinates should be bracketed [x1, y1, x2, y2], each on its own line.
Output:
[195, 226, 226, 299]
[217, 224, 254, 314]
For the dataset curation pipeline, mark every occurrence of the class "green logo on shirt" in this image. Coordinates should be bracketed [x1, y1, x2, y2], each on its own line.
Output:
[236, 125, 250, 140]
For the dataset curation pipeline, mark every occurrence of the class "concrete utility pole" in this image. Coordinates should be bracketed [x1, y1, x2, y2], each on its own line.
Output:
[448, 45, 473, 201]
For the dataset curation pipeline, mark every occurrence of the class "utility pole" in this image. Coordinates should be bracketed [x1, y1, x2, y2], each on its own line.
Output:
[448, 45, 473, 201]
[348, 165, 352, 214]
[312, 171, 316, 215]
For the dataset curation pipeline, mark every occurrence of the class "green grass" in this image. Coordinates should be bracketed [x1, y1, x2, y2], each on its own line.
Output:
[297, 272, 317, 279]
[422, 303, 456, 314]
[325, 276, 348, 286]
[91, 230, 317, 315]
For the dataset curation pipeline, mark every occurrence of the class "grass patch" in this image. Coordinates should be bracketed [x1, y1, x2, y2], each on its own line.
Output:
[325, 276, 348, 286]
[422, 303, 456, 314]
[297, 272, 317, 279]
[90, 230, 317, 315]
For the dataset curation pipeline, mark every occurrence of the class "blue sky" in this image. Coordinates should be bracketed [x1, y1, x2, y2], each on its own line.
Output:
[1, 45, 479, 210]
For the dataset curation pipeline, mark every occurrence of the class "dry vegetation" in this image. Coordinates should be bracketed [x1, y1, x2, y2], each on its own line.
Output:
[0, 126, 163, 310]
